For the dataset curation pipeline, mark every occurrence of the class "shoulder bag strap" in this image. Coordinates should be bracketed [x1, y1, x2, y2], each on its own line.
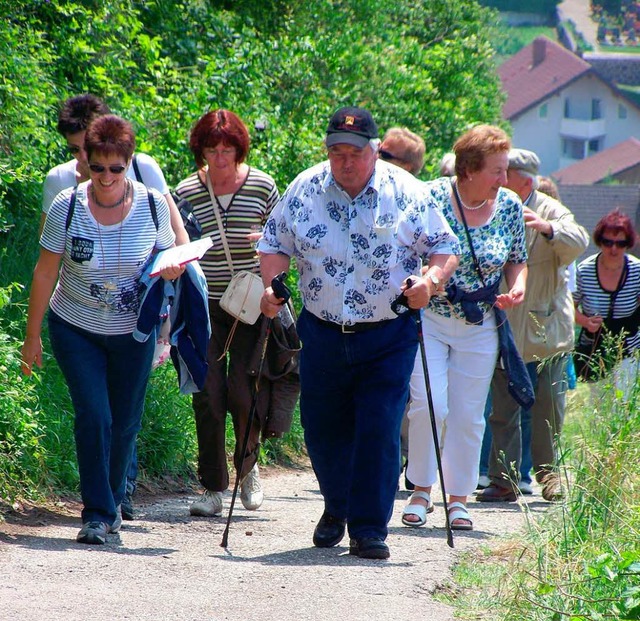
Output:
[205, 170, 235, 273]
[64, 188, 78, 231]
[452, 180, 487, 287]
[606, 254, 629, 320]
[147, 190, 159, 231]
[131, 154, 144, 184]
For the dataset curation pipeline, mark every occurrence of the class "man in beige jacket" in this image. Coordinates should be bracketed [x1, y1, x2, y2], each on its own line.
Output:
[477, 149, 588, 503]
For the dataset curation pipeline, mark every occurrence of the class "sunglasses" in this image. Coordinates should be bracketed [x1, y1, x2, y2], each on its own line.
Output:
[67, 145, 82, 155]
[600, 238, 629, 248]
[379, 149, 403, 162]
[89, 164, 127, 174]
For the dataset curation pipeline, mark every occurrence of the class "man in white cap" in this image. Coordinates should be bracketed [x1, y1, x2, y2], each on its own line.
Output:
[477, 148, 588, 503]
[258, 106, 460, 559]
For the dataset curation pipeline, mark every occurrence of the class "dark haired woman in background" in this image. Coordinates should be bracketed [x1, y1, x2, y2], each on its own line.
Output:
[22, 115, 180, 544]
[174, 109, 280, 518]
[574, 208, 640, 392]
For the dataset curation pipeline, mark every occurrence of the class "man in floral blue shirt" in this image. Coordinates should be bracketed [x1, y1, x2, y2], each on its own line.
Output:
[259, 106, 460, 559]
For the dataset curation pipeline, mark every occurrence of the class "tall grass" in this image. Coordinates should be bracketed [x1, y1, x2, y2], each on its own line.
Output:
[443, 364, 640, 619]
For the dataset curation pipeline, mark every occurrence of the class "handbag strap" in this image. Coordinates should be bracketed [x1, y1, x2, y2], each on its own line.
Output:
[604, 253, 629, 320]
[205, 170, 235, 274]
[452, 180, 487, 287]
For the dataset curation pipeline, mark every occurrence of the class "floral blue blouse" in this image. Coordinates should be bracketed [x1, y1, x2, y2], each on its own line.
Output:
[427, 177, 527, 319]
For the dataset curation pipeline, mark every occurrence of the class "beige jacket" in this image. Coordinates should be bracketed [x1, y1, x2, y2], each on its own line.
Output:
[506, 190, 589, 363]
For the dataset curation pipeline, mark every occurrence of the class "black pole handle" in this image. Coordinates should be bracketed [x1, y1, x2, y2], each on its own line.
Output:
[391, 276, 416, 315]
[271, 271, 291, 304]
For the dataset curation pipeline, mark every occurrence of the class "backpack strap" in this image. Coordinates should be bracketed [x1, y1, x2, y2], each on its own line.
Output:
[132, 153, 143, 183]
[65, 188, 78, 231]
[147, 190, 158, 231]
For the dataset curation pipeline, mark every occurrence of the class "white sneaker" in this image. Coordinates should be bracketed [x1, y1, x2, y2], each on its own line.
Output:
[190, 490, 223, 516]
[476, 475, 491, 490]
[518, 480, 534, 495]
[240, 464, 264, 511]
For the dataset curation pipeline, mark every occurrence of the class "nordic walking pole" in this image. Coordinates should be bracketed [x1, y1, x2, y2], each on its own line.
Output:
[220, 272, 291, 548]
[391, 277, 454, 548]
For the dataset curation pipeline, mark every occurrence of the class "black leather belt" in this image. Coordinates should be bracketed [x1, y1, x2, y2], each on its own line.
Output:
[314, 316, 397, 334]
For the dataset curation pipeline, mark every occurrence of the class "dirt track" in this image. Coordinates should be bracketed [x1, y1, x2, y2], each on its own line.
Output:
[0, 464, 553, 621]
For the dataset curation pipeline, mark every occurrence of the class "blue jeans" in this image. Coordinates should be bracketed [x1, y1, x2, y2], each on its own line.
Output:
[48, 311, 155, 525]
[297, 309, 418, 541]
[479, 364, 534, 484]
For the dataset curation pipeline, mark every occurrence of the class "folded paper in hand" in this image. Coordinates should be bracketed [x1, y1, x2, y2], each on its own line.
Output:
[149, 236, 213, 277]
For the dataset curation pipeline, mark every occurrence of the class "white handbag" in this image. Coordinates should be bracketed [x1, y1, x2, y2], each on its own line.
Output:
[206, 172, 263, 325]
[219, 270, 263, 325]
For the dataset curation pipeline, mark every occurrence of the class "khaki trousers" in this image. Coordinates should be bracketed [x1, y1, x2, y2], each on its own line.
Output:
[488, 355, 567, 488]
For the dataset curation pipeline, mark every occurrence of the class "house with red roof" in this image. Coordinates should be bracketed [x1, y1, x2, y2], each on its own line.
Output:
[499, 36, 640, 175]
[553, 137, 640, 184]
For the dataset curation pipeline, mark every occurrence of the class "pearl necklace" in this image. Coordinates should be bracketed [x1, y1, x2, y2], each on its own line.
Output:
[91, 179, 130, 209]
[454, 182, 487, 211]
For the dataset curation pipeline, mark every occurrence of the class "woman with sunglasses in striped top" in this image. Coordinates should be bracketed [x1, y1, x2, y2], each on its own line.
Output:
[22, 115, 182, 545]
[574, 208, 640, 387]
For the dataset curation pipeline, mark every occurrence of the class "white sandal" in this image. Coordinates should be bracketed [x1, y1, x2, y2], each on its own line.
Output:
[401, 491, 434, 527]
[448, 501, 473, 531]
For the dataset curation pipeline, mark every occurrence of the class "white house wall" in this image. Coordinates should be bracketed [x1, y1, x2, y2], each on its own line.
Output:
[510, 73, 640, 175]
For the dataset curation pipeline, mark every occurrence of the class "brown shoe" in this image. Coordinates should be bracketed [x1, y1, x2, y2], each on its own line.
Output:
[476, 484, 517, 502]
[540, 473, 563, 502]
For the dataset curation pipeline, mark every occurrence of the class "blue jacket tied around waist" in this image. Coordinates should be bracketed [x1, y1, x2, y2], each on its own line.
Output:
[445, 280, 535, 410]
[134, 260, 210, 394]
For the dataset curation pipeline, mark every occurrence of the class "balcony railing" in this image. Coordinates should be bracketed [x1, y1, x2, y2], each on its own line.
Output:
[560, 117, 606, 140]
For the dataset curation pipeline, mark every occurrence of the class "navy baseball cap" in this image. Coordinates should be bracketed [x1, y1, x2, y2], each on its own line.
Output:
[326, 106, 378, 148]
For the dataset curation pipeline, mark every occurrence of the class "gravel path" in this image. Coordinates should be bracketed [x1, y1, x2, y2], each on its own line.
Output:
[0, 465, 549, 621]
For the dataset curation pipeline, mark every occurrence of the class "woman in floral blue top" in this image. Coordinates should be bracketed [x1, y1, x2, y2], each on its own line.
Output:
[402, 125, 528, 531]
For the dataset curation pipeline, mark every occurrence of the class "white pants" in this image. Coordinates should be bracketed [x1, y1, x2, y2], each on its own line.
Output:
[406, 310, 498, 497]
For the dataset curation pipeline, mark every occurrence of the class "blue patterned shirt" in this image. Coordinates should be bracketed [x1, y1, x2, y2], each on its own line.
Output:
[258, 160, 460, 324]
[426, 177, 528, 318]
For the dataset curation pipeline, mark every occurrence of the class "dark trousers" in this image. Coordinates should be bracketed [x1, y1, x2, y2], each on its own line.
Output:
[298, 309, 418, 541]
[489, 355, 567, 487]
[192, 300, 268, 491]
[48, 311, 154, 525]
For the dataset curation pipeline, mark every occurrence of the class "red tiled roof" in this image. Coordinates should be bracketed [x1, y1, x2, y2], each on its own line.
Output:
[499, 36, 591, 119]
[552, 137, 640, 184]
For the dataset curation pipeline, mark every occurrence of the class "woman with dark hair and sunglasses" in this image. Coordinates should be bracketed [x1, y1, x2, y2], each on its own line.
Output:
[21, 115, 181, 544]
[574, 208, 640, 384]
[174, 109, 280, 518]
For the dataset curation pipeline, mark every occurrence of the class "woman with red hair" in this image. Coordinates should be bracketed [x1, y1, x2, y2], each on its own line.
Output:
[174, 110, 279, 517]
[574, 208, 640, 387]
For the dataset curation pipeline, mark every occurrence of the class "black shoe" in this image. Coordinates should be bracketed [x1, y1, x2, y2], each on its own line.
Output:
[121, 491, 135, 521]
[312, 511, 346, 548]
[349, 537, 390, 560]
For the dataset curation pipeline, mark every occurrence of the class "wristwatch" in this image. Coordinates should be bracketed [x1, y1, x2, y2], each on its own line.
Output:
[426, 271, 447, 297]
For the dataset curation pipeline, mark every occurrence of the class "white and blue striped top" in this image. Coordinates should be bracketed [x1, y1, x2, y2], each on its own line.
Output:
[41, 180, 175, 335]
[574, 252, 640, 353]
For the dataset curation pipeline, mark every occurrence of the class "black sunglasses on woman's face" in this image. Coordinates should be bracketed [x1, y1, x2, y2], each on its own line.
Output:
[89, 164, 127, 174]
[379, 149, 402, 162]
[600, 238, 628, 248]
